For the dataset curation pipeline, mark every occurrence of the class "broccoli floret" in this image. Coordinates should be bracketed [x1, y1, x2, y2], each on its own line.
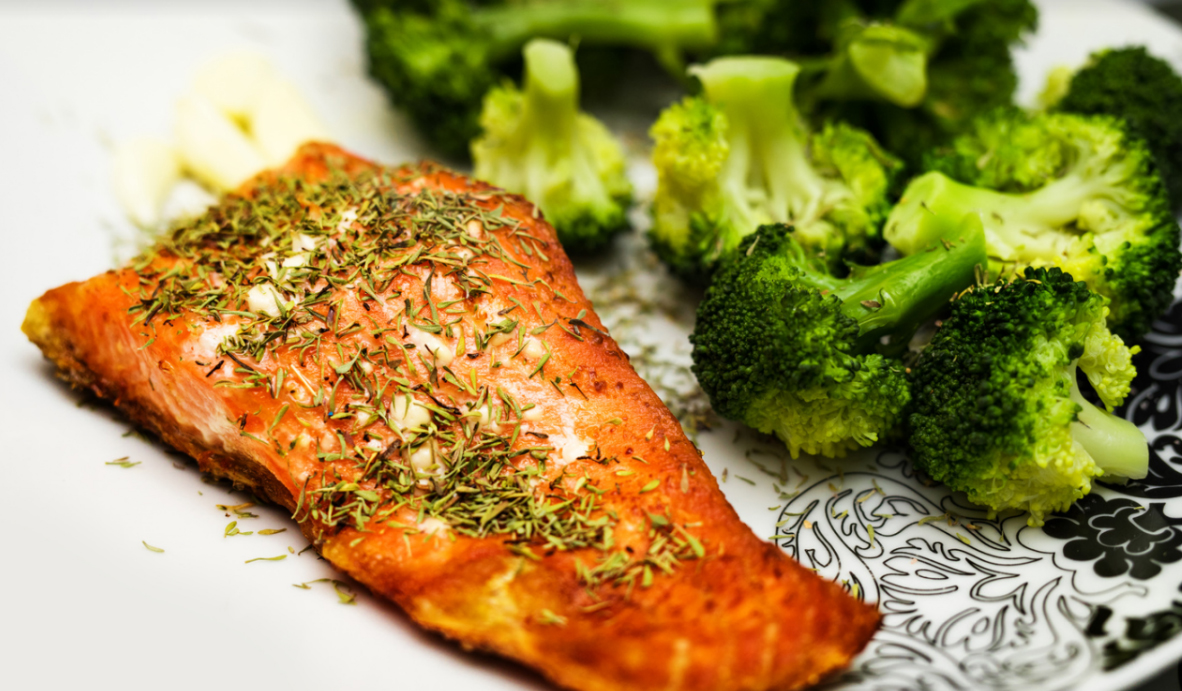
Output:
[803, 0, 1038, 166]
[471, 40, 632, 254]
[691, 220, 985, 458]
[811, 22, 931, 109]
[909, 267, 1148, 527]
[886, 109, 1181, 340]
[649, 57, 901, 281]
[354, 0, 719, 159]
[1054, 47, 1182, 210]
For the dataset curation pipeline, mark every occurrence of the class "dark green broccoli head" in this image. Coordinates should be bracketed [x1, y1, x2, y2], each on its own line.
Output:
[360, 0, 495, 159]
[650, 57, 901, 282]
[712, 0, 861, 57]
[909, 267, 1147, 526]
[472, 40, 632, 255]
[691, 221, 985, 458]
[890, 109, 1181, 340]
[1056, 46, 1182, 210]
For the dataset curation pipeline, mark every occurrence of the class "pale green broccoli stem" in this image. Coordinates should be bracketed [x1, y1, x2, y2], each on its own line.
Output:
[478, 0, 718, 70]
[690, 57, 828, 245]
[519, 40, 580, 207]
[1068, 368, 1148, 479]
[888, 171, 1116, 262]
[814, 23, 931, 107]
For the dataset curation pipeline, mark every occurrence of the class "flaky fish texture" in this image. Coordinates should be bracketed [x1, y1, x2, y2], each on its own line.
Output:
[23, 143, 879, 691]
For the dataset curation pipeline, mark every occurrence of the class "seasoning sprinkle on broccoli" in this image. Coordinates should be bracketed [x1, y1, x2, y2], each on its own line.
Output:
[691, 219, 985, 459]
[886, 109, 1181, 340]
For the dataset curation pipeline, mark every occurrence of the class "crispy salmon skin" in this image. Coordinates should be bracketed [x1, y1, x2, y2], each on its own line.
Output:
[23, 143, 879, 691]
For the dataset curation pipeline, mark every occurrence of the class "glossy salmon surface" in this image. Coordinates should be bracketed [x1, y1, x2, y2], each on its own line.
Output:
[23, 143, 879, 691]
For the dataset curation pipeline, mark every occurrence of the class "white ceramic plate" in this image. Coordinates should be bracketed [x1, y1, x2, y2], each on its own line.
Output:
[1, 2, 1180, 690]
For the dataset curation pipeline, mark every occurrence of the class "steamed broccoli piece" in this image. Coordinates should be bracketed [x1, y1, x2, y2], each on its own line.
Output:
[1054, 47, 1182, 210]
[472, 40, 632, 254]
[886, 109, 1181, 340]
[650, 57, 901, 281]
[909, 267, 1148, 527]
[354, 0, 719, 159]
[691, 220, 985, 458]
[808, 0, 1038, 166]
[812, 21, 931, 108]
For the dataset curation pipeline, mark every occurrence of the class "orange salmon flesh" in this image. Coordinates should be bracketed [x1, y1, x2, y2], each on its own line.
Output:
[22, 143, 879, 691]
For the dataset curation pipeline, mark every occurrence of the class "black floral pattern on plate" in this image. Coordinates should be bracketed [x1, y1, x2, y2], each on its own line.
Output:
[1088, 586, 1182, 671]
[1043, 494, 1182, 580]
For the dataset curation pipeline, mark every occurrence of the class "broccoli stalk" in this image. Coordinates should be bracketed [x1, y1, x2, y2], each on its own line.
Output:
[909, 267, 1148, 526]
[886, 110, 1181, 340]
[650, 56, 900, 281]
[479, 0, 719, 75]
[888, 171, 1123, 264]
[691, 219, 985, 459]
[697, 59, 828, 245]
[355, 0, 719, 159]
[472, 39, 632, 254]
[1069, 372, 1147, 479]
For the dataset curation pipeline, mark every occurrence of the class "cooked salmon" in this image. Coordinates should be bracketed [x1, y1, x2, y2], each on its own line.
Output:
[22, 143, 879, 691]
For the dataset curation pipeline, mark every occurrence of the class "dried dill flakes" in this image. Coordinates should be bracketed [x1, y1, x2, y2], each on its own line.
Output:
[142, 541, 164, 553]
[245, 554, 287, 564]
[216, 502, 255, 516]
[538, 609, 567, 626]
[955, 533, 971, 545]
[224, 521, 253, 537]
[917, 512, 950, 526]
[734, 475, 755, 486]
[258, 528, 287, 536]
[293, 578, 356, 604]
[120, 160, 713, 592]
[106, 457, 141, 469]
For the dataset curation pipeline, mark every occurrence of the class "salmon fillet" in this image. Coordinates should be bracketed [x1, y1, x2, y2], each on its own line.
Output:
[22, 143, 879, 691]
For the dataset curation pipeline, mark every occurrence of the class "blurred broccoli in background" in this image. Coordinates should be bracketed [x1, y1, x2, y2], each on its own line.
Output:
[353, 0, 719, 159]
[472, 39, 632, 254]
[886, 108, 1181, 341]
[691, 220, 984, 459]
[1048, 47, 1182, 210]
[649, 56, 901, 281]
[909, 267, 1147, 527]
[705, 0, 1038, 167]
[353, 0, 1035, 167]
